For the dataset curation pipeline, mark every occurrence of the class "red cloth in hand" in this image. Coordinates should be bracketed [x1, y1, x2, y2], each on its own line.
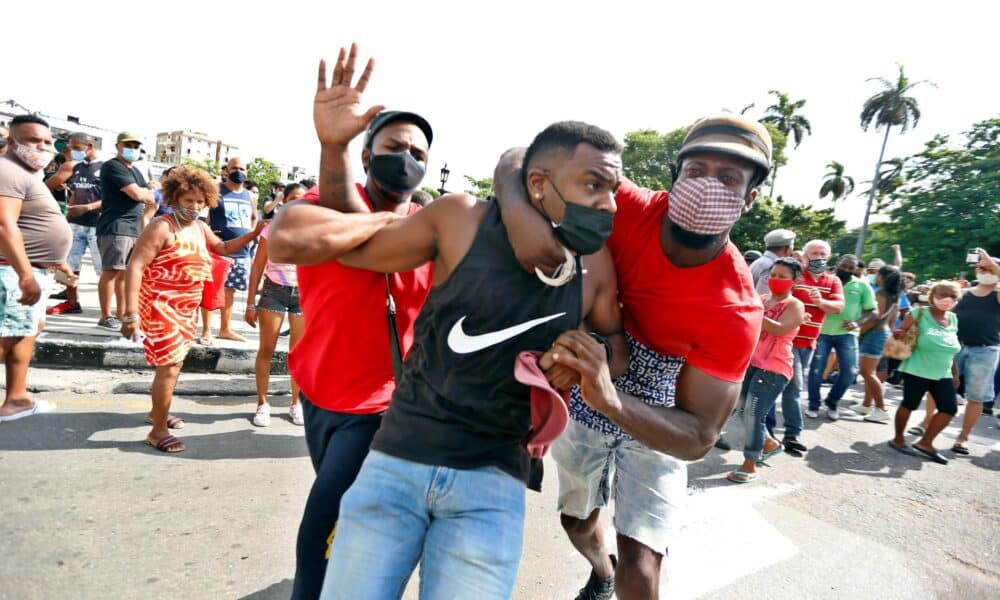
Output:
[515, 350, 570, 458]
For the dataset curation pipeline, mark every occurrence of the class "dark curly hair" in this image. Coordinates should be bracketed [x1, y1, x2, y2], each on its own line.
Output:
[161, 165, 220, 208]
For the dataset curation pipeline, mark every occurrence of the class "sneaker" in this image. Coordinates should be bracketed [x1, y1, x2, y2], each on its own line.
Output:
[805, 408, 819, 419]
[51, 289, 68, 301]
[852, 404, 872, 416]
[289, 403, 304, 426]
[827, 407, 840, 421]
[783, 436, 808, 453]
[713, 435, 732, 451]
[865, 407, 891, 423]
[956, 394, 967, 406]
[575, 554, 617, 600]
[46, 301, 82, 316]
[252, 403, 272, 427]
[97, 316, 121, 330]
[279, 328, 291, 337]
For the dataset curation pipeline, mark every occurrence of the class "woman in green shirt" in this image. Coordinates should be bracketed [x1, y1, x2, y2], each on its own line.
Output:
[889, 280, 962, 464]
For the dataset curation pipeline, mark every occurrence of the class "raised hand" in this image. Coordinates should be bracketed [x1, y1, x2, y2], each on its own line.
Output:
[314, 43, 386, 147]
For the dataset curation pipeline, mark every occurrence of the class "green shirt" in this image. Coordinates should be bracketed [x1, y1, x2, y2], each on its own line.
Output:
[900, 307, 961, 380]
[821, 277, 876, 336]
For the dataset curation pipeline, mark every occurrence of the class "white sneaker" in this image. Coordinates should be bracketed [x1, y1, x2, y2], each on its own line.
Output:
[956, 394, 967, 406]
[852, 404, 873, 416]
[827, 407, 840, 421]
[289, 403, 304, 426]
[865, 407, 891, 423]
[805, 408, 820, 419]
[253, 403, 272, 427]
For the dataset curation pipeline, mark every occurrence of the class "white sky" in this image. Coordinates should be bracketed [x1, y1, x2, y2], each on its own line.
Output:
[5, 1, 998, 227]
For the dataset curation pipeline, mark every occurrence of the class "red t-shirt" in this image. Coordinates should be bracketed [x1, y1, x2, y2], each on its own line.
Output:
[288, 185, 433, 414]
[607, 180, 763, 383]
[791, 271, 843, 349]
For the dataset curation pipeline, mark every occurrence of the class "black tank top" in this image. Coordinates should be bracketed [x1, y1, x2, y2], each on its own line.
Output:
[372, 199, 583, 483]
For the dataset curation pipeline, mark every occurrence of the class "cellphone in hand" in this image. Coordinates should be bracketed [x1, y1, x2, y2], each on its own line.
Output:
[966, 249, 981, 266]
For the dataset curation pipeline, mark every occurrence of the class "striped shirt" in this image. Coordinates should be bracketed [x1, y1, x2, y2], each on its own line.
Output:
[791, 271, 843, 349]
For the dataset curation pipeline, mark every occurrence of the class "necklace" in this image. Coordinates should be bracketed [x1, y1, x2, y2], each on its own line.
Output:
[535, 245, 576, 287]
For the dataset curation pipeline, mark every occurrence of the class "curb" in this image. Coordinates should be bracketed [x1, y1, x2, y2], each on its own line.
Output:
[31, 336, 288, 375]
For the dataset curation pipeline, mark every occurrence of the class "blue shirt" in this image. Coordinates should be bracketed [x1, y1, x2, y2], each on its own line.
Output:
[209, 187, 254, 257]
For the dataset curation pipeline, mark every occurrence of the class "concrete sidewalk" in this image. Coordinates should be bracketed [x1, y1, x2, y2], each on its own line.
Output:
[35, 255, 288, 374]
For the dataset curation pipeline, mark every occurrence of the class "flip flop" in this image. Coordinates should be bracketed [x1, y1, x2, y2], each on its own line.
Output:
[912, 445, 948, 465]
[145, 415, 185, 429]
[951, 442, 970, 456]
[888, 440, 916, 456]
[197, 336, 214, 347]
[727, 469, 758, 484]
[145, 434, 186, 453]
[758, 443, 784, 463]
[0, 400, 56, 422]
[907, 425, 927, 436]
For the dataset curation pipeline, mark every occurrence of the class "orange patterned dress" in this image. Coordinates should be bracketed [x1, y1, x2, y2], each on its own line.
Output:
[139, 218, 212, 366]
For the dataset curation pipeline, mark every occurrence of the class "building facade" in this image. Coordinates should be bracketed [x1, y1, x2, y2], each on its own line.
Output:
[154, 130, 239, 168]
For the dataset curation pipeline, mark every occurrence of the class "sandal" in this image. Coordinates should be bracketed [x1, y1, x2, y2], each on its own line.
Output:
[727, 469, 758, 484]
[145, 415, 185, 429]
[907, 425, 927, 436]
[145, 434, 186, 453]
[951, 442, 970, 455]
[912, 444, 948, 465]
[888, 440, 915, 456]
[197, 336, 214, 347]
[758, 443, 784, 463]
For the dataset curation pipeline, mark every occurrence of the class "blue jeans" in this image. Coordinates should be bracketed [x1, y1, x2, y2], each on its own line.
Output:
[320, 450, 526, 600]
[739, 367, 790, 461]
[67, 223, 102, 274]
[767, 346, 812, 438]
[808, 334, 859, 410]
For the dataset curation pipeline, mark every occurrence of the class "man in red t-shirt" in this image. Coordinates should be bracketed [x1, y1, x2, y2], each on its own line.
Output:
[766, 239, 844, 451]
[496, 114, 769, 600]
[267, 50, 436, 600]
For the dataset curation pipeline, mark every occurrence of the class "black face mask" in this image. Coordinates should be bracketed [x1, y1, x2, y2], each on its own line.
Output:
[368, 151, 426, 194]
[540, 174, 613, 255]
[0, 139, 6, 150]
[836, 269, 854, 284]
[228, 170, 247, 184]
[807, 259, 827, 274]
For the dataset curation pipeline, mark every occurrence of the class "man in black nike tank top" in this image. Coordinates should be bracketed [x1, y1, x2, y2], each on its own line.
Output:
[299, 54, 628, 600]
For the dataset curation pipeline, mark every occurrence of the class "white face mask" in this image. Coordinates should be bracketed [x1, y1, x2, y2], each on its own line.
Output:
[933, 297, 958, 311]
[12, 140, 55, 171]
[977, 273, 999, 286]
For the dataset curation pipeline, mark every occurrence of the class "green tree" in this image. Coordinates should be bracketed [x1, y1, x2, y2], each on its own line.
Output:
[181, 157, 220, 177]
[463, 175, 493, 200]
[857, 64, 933, 255]
[818, 161, 855, 202]
[886, 117, 1000, 279]
[859, 157, 906, 211]
[731, 195, 847, 254]
[420, 187, 441, 200]
[246, 157, 282, 208]
[621, 127, 689, 190]
[761, 90, 811, 199]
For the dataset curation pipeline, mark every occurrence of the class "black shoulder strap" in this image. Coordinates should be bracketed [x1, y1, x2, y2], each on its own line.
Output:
[385, 274, 403, 381]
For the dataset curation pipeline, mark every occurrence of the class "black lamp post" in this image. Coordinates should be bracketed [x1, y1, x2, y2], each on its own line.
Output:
[438, 163, 450, 195]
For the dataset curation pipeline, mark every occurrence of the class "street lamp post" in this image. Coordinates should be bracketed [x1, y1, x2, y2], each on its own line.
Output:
[438, 163, 450, 196]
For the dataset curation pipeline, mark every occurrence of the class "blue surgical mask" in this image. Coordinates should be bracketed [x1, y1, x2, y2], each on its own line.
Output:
[71, 149, 87, 161]
[121, 147, 141, 162]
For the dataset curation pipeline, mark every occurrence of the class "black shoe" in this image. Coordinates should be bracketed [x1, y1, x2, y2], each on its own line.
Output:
[783, 437, 807, 453]
[983, 406, 994, 416]
[51, 289, 68, 300]
[713, 435, 732, 451]
[575, 554, 616, 600]
[279, 328, 290, 337]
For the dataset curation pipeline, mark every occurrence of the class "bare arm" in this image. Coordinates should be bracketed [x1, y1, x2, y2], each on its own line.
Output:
[199, 220, 262, 257]
[120, 183, 154, 204]
[761, 299, 806, 336]
[816, 295, 845, 314]
[892, 244, 903, 267]
[244, 236, 269, 327]
[317, 144, 368, 212]
[493, 147, 566, 274]
[262, 195, 283, 215]
[44, 160, 75, 191]
[267, 201, 401, 265]
[122, 219, 172, 335]
[0, 196, 41, 304]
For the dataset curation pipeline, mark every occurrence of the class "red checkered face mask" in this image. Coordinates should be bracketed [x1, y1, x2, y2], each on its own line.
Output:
[668, 177, 746, 235]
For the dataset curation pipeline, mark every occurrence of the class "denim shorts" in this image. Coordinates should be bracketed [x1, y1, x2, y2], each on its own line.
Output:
[256, 277, 301, 315]
[859, 328, 891, 358]
[552, 418, 687, 554]
[955, 345, 1000, 402]
[0, 266, 51, 337]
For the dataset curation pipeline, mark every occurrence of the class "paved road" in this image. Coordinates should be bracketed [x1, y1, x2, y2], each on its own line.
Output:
[1, 368, 998, 599]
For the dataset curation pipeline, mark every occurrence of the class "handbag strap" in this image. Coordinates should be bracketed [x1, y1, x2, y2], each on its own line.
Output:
[385, 274, 404, 381]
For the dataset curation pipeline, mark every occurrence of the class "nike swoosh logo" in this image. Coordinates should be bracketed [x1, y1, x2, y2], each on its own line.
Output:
[447, 313, 566, 354]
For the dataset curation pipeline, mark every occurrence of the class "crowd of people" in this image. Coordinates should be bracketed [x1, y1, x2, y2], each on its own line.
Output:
[1, 43, 997, 600]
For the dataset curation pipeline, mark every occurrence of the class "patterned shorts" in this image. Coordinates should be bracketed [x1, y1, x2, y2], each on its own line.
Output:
[224, 256, 252, 291]
[0, 266, 51, 338]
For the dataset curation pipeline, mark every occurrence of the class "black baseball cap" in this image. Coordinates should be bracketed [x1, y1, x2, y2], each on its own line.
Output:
[363, 110, 433, 150]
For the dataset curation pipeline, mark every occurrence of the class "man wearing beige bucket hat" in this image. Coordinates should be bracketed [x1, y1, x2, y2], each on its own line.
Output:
[496, 114, 771, 599]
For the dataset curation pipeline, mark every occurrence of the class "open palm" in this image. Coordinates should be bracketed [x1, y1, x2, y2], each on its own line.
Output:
[314, 43, 385, 147]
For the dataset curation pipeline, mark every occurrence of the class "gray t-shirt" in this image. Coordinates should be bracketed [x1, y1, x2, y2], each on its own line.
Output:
[0, 155, 72, 264]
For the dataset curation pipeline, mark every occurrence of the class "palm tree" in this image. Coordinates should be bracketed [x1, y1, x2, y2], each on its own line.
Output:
[818, 161, 855, 202]
[856, 65, 932, 255]
[762, 90, 812, 198]
[860, 157, 906, 211]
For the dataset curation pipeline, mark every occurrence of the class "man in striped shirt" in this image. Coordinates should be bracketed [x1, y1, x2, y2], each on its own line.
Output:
[767, 239, 844, 453]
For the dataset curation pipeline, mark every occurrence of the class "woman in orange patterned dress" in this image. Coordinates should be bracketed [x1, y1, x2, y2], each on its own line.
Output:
[122, 166, 263, 453]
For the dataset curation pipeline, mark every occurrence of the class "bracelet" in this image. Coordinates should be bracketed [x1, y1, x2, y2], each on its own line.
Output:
[120, 314, 140, 324]
[587, 332, 613, 364]
[246, 305, 256, 310]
